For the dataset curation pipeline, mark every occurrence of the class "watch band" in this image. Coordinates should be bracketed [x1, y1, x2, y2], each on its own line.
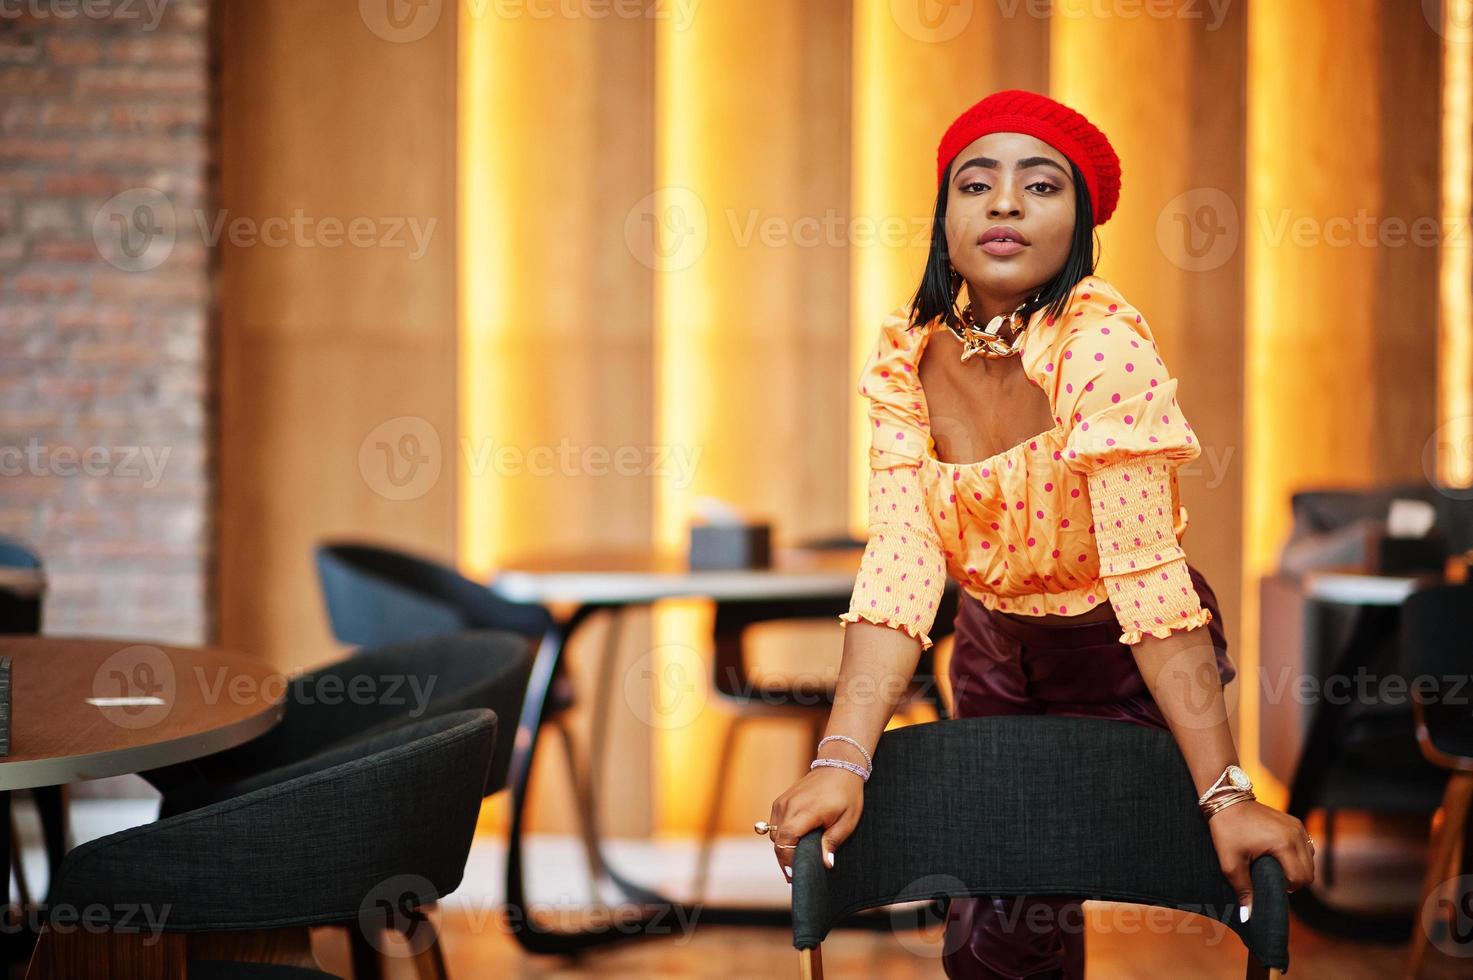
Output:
[1197, 764, 1252, 806]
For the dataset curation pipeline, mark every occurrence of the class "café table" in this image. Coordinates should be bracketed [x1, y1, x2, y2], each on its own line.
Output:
[487, 546, 957, 954]
[0, 636, 285, 955]
[1258, 565, 1449, 786]
[1258, 563, 1458, 939]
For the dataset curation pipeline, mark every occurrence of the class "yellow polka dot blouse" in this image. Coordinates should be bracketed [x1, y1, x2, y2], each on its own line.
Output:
[838, 276, 1212, 651]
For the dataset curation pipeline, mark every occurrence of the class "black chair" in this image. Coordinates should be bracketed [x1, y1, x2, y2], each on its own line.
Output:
[312, 540, 605, 898]
[29, 708, 496, 980]
[140, 630, 533, 818]
[315, 541, 552, 647]
[790, 716, 1290, 979]
[0, 534, 43, 634]
[1398, 583, 1473, 976]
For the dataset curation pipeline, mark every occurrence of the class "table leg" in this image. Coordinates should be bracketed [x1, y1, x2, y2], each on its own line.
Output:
[503, 603, 675, 954]
[501, 597, 951, 953]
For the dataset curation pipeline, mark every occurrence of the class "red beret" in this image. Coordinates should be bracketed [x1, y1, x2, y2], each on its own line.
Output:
[936, 89, 1122, 227]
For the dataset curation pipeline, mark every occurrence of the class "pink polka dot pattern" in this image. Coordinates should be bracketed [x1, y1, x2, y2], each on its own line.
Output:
[838, 462, 946, 650]
[840, 275, 1210, 647]
[1086, 454, 1211, 644]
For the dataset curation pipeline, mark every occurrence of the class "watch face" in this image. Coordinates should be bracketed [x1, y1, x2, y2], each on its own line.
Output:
[1227, 765, 1252, 791]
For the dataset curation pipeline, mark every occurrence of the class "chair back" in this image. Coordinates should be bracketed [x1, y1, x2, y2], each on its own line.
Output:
[48, 709, 497, 931]
[315, 541, 551, 647]
[196, 630, 533, 802]
[1400, 582, 1473, 759]
[1287, 484, 1439, 537]
[790, 715, 1289, 971]
[0, 534, 43, 634]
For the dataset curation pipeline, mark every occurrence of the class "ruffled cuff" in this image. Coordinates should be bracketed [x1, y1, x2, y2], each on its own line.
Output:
[1116, 605, 1213, 646]
[838, 610, 934, 652]
[839, 519, 945, 652]
[1105, 554, 1212, 645]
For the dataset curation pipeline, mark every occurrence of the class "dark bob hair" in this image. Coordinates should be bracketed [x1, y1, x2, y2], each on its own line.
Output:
[908, 156, 1100, 333]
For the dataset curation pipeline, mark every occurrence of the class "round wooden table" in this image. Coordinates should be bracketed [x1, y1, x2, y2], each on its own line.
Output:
[0, 635, 285, 791]
[0, 636, 285, 965]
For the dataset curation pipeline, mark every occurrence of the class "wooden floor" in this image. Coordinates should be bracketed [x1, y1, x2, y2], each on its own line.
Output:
[307, 903, 1457, 979]
[301, 825, 1466, 978]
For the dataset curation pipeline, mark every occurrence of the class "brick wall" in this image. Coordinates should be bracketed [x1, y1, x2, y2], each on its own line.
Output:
[0, 0, 213, 644]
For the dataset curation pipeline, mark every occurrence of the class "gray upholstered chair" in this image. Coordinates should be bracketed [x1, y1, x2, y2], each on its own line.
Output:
[312, 540, 608, 902]
[28, 709, 496, 980]
[790, 716, 1291, 979]
[140, 630, 532, 818]
[315, 541, 552, 646]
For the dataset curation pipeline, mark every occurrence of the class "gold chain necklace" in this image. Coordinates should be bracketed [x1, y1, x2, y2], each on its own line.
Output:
[945, 295, 1039, 363]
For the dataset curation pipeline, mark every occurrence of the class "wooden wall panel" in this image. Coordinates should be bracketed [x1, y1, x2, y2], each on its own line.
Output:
[459, 8, 658, 836]
[1376, 3, 1443, 478]
[216, 3, 459, 672]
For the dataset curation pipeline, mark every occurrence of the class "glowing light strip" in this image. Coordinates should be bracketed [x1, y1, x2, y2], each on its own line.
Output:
[850, 0, 887, 532]
[1443, 1, 1473, 488]
[457, 12, 508, 581]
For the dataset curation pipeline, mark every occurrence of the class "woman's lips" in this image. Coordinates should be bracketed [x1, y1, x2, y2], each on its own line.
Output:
[980, 239, 1026, 256]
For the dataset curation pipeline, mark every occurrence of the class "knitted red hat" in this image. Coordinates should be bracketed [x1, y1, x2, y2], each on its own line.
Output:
[936, 89, 1122, 226]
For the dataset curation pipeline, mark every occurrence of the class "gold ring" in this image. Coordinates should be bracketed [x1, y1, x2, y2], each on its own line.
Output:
[773, 843, 796, 850]
[754, 820, 777, 837]
[1305, 836, 1315, 848]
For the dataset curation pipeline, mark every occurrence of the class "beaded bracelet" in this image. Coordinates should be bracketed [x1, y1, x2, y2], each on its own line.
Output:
[810, 757, 870, 782]
[817, 734, 873, 770]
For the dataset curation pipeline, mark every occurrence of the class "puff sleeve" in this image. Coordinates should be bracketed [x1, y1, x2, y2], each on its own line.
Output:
[1053, 285, 1212, 646]
[838, 309, 947, 651]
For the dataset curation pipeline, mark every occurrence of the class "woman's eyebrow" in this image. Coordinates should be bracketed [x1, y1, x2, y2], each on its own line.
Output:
[954, 156, 1069, 179]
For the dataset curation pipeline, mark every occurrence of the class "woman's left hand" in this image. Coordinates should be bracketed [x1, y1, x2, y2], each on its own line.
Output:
[1206, 800, 1316, 922]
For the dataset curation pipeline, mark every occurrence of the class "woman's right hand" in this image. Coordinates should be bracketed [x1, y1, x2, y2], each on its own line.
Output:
[766, 766, 865, 881]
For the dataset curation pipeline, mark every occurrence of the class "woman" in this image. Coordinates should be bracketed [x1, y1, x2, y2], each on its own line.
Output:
[762, 90, 1316, 979]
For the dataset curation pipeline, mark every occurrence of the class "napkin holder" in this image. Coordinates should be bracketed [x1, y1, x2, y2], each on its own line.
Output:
[1373, 531, 1447, 575]
[689, 521, 772, 570]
